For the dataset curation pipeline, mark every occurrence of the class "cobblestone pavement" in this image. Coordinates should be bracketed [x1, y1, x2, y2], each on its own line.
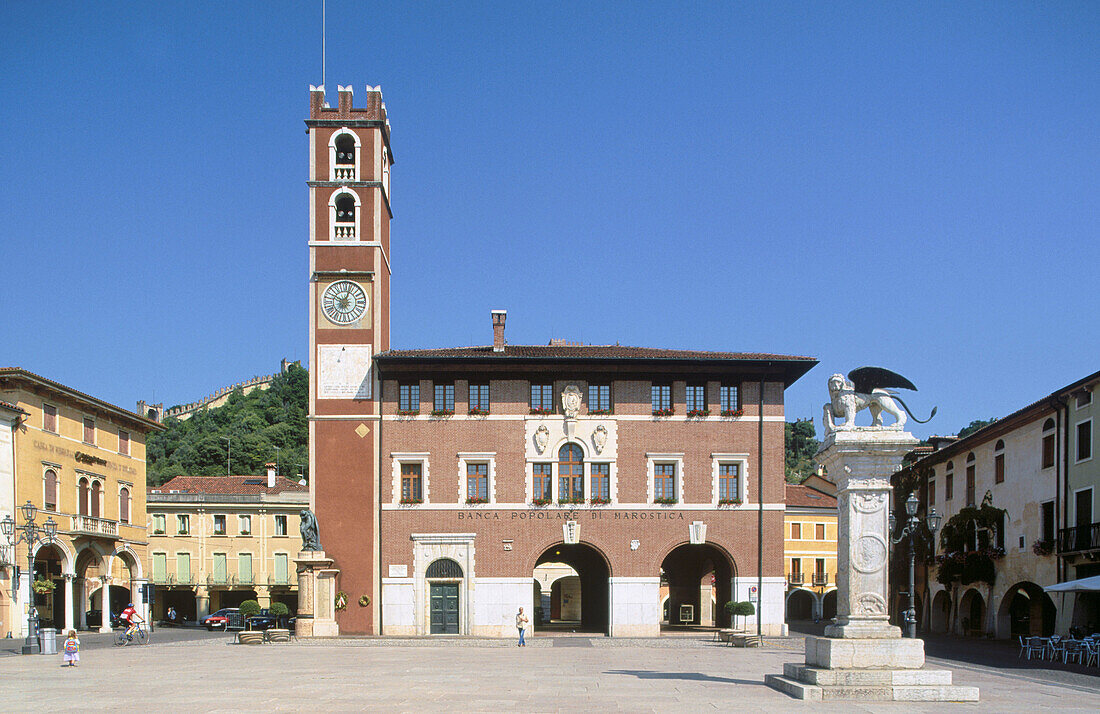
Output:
[3, 635, 1099, 712]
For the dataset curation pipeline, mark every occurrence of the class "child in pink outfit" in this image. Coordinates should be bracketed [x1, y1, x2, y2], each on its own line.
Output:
[62, 630, 80, 666]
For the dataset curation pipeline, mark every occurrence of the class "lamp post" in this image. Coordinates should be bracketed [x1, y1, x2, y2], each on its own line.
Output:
[889, 492, 941, 639]
[1, 501, 59, 654]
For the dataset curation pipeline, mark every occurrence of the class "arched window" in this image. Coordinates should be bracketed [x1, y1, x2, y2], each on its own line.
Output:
[965, 453, 976, 506]
[558, 443, 584, 503]
[119, 487, 131, 524]
[426, 558, 463, 579]
[944, 461, 954, 501]
[91, 480, 102, 518]
[994, 440, 1006, 484]
[329, 191, 359, 240]
[44, 470, 58, 511]
[1042, 418, 1056, 469]
[78, 477, 90, 516]
[328, 129, 360, 181]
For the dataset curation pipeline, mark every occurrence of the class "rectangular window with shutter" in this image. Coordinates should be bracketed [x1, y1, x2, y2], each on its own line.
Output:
[152, 514, 166, 535]
[83, 417, 95, 444]
[274, 515, 287, 536]
[791, 522, 802, 540]
[238, 553, 253, 584]
[274, 553, 289, 584]
[177, 553, 191, 583]
[816, 523, 826, 540]
[118, 430, 130, 456]
[152, 553, 166, 582]
[213, 553, 227, 583]
[43, 404, 57, 432]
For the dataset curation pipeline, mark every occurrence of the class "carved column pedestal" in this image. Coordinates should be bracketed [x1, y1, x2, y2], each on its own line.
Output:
[767, 428, 978, 702]
[294, 550, 340, 638]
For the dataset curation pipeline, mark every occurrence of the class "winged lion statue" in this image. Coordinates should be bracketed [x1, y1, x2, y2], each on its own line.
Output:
[823, 367, 936, 434]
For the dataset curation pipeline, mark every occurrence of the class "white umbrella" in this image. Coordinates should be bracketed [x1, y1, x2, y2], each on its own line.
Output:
[1043, 575, 1100, 593]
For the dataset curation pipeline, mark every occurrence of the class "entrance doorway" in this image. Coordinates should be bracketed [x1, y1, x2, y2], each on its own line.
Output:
[659, 543, 734, 630]
[429, 583, 459, 634]
[533, 543, 610, 635]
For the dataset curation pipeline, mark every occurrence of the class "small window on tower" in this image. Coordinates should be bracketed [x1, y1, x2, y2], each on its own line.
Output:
[331, 192, 357, 240]
[335, 194, 355, 224]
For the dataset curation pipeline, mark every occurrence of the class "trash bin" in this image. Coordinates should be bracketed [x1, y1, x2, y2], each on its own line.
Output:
[39, 627, 57, 655]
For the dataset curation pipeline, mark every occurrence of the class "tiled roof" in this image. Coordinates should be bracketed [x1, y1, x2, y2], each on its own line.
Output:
[149, 475, 308, 496]
[786, 484, 837, 509]
[377, 345, 815, 361]
[0, 367, 165, 431]
[0, 399, 28, 414]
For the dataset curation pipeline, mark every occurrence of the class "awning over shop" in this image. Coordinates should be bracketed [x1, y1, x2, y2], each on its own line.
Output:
[1043, 575, 1100, 593]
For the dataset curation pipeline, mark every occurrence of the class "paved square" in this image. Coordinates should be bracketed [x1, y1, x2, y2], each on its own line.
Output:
[3, 636, 1098, 711]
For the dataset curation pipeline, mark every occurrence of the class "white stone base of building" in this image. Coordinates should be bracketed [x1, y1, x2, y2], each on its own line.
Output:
[609, 577, 661, 637]
[733, 576, 788, 637]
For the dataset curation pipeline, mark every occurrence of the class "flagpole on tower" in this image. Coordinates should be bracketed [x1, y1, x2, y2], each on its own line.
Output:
[321, 0, 326, 89]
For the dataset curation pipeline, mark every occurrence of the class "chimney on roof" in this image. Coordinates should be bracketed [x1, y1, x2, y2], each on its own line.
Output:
[491, 310, 507, 353]
[265, 462, 277, 488]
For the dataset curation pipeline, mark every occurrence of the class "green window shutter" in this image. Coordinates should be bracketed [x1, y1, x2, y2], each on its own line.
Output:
[274, 554, 288, 583]
[152, 553, 166, 582]
[178, 553, 191, 583]
[213, 553, 227, 582]
[239, 553, 252, 584]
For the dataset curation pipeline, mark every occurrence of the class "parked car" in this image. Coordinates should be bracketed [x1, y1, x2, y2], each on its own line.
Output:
[246, 609, 277, 631]
[202, 608, 239, 630]
[84, 610, 121, 628]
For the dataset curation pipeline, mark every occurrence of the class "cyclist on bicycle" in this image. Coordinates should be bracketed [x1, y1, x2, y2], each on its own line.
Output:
[120, 603, 143, 640]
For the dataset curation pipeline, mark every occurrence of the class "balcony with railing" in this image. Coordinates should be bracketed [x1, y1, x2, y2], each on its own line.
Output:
[788, 572, 804, 586]
[268, 574, 292, 586]
[1058, 522, 1100, 554]
[69, 515, 118, 538]
[812, 572, 829, 586]
[333, 165, 356, 181]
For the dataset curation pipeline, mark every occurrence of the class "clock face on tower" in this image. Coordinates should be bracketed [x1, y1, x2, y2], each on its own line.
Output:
[320, 280, 369, 325]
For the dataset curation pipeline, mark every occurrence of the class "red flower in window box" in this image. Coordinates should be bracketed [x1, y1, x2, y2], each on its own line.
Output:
[654, 496, 678, 505]
[531, 497, 551, 507]
[558, 496, 585, 505]
[468, 407, 490, 416]
[396, 409, 420, 417]
[718, 497, 742, 507]
[720, 409, 744, 418]
[465, 496, 487, 505]
[529, 406, 551, 415]
[687, 409, 710, 418]
[399, 496, 423, 505]
[590, 496, 611, 505]
[588, 409, 612, 416]
[430, 409, 454, 417]
[652, 408, 674, 417]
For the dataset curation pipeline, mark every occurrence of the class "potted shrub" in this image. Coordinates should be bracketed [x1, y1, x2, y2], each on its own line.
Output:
[269, 601, 290, 628]
[239, 599, 261, 631]
[725, 600, 755, 631]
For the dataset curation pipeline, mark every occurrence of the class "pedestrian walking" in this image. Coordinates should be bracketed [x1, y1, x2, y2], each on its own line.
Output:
[516, 607, 529, 647]
[62, 630, 80, 667]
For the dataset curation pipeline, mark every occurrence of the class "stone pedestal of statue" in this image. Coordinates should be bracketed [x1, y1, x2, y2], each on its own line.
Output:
[294, 551, 340, 638]
[766, 428, 979, 701]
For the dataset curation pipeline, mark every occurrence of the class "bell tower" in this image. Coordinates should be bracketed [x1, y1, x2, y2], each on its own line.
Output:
[306, 84, 393, 635]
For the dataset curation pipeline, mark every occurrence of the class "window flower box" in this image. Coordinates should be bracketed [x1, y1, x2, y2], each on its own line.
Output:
[588, 409, 613, 416]
[720, 409, 744, 418]
[529, 406, 551, 416]
[590, 496, 611, 506]
[718, 497, 743, 507]
[1032, 539, 1054, 557]
[531, 497, 552, 507]
[467, 407, 490, 416]
[430, 409, 454, 418]
[465, 496, 487, 505]
[396, 409, 420, 417]
[399, 497, 423, 505]
[558, 496, 585, 505]
[687, 409, 710, 418]
[654, 496, 678, 505]
[652, 408, 674, 417]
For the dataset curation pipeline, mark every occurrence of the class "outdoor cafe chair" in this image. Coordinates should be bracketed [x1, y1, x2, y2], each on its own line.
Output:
[1062, 640, 1085, 665]
[1080, 640, 1099, 667]
[1043, 637, 1064, 662]
[1021, 636, 1045, 661]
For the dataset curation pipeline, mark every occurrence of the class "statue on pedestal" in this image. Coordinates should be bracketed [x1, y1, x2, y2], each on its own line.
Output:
[822, 366, 936, 434]
[299, 508, 322, 551]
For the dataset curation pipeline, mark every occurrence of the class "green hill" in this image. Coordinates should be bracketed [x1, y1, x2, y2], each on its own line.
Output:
[147, 363, 309, 486]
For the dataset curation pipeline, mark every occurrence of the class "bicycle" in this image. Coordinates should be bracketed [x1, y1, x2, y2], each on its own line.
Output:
[115, 622, 149, 646]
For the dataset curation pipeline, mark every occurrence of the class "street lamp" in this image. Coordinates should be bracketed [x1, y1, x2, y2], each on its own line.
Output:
[889, 492, 940, 639]
[2, 501, 58, 654]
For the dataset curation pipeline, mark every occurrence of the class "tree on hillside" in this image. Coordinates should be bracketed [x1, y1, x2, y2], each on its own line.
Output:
[146, 363, 309, 485]
[785, 419, 819, 483]
[957, 418, 998, 439]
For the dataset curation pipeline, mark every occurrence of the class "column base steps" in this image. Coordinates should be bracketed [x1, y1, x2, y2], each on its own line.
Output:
[765, 663, 979, 701]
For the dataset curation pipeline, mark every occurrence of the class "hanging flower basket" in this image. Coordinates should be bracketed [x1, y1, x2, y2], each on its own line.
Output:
[32, 576, 56, 594]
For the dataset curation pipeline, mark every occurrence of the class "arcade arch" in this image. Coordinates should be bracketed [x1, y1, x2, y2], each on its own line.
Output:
[786, 588, 814, 621]
[998, 581, 1056, 637]
[532, 542, 610, 634]
[659, 542, 734, 629]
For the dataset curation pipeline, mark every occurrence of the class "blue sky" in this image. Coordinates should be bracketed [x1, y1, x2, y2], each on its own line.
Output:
[2, 2, 1097, 438]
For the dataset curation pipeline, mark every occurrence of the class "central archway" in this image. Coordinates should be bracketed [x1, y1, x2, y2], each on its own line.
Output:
[659, 543, 734, 630]
[533, 543, 610, 635]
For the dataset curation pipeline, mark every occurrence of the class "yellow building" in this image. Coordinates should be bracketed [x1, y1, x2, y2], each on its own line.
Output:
[146, 465, 306, 622]
[0, 368, 164, 636]
[784, 476, 838, 623]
